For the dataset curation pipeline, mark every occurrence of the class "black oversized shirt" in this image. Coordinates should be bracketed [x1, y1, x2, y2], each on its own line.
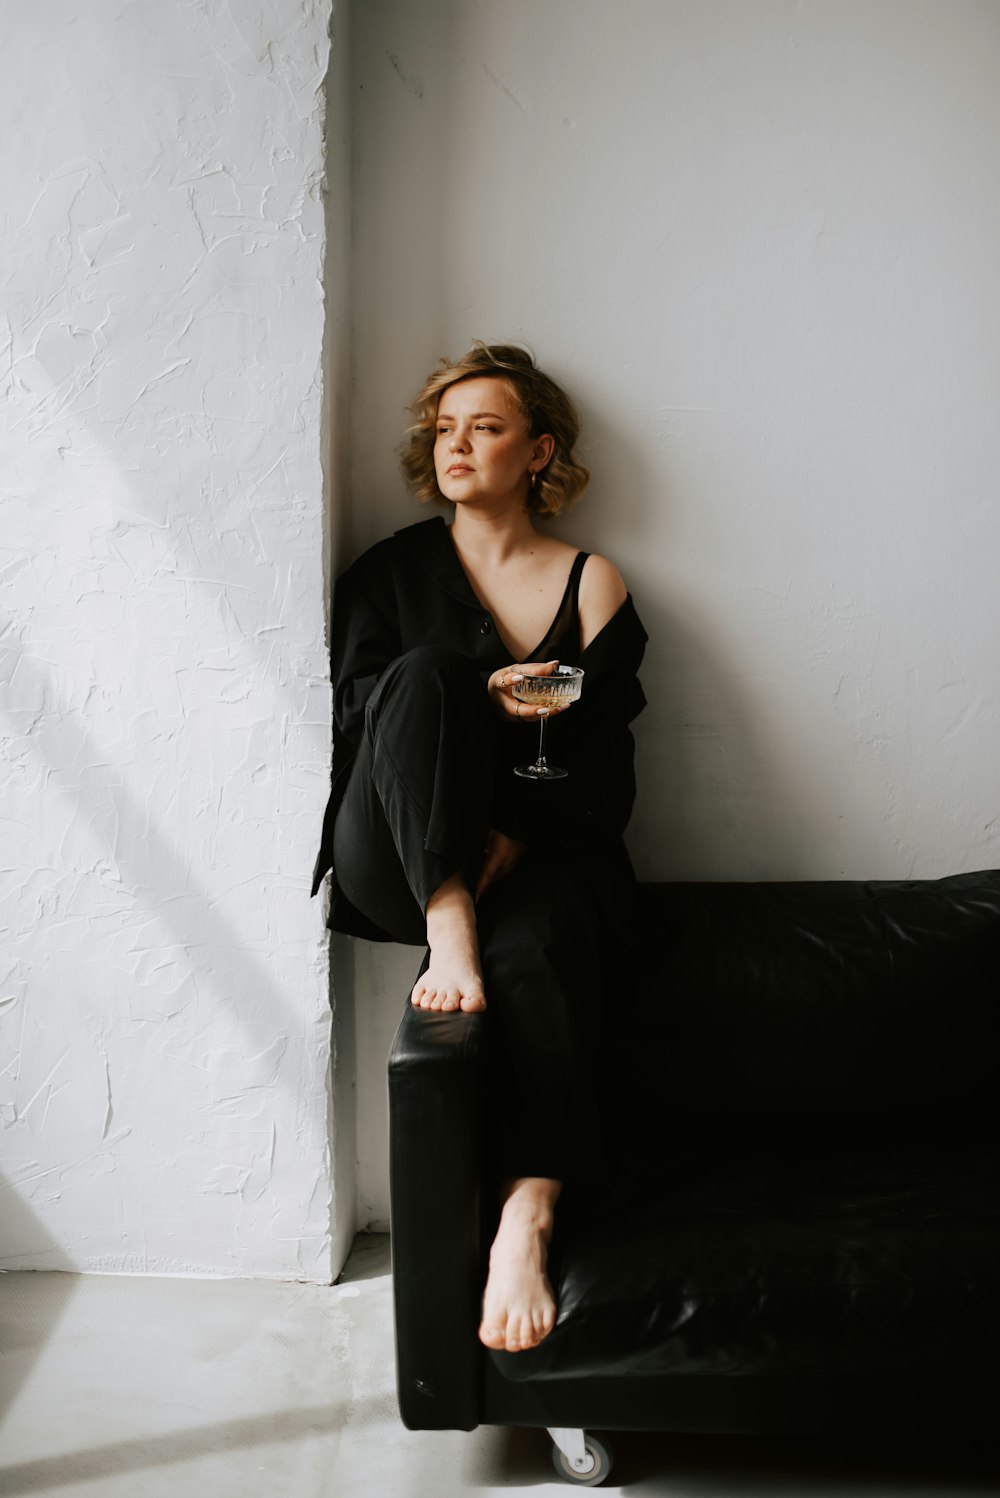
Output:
[310, 516, 648, 938]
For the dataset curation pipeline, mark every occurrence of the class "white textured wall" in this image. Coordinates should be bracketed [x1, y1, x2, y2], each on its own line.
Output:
[1, 0, 337, 1279]
[349, 0, 1000, 1226]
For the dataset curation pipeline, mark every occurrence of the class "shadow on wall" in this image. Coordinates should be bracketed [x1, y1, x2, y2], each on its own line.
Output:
[629, 594, 812, 882]
[3, 339, 328, 1019]
[1, 637, 313, 1041]
[0, 1176, 79, 1425]
[2, 442, 332, 1270]
[551, 395, 812, 883]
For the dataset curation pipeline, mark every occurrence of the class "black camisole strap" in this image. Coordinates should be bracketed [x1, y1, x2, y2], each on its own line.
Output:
[567, 548, 590, 618]
[533, 550, 590, 663]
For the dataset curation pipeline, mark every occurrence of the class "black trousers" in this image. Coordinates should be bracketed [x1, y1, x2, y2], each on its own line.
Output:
[332, 646, 635, 1186]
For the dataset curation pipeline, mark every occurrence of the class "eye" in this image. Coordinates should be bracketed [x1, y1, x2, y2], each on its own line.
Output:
[475, 424, 498, 432]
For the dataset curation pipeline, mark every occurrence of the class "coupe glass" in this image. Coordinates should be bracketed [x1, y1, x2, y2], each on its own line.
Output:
[512, 666, 584, 780]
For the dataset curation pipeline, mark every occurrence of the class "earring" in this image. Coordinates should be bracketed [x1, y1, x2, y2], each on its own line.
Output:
[530, 470, 537, 489]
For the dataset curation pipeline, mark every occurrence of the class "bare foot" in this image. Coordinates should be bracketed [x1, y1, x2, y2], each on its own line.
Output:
[478, 1178, 562, 1352]
[410, 872, 486, 1014]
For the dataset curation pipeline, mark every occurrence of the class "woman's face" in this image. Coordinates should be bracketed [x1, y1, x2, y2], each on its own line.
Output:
[433, 376, 552, 511]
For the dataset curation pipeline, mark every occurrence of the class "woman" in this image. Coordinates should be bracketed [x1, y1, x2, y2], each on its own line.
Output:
[310, 342, 648, 1355]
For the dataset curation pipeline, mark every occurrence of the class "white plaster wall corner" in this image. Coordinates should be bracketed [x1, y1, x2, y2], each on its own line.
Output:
[1, 0, 337, 1279]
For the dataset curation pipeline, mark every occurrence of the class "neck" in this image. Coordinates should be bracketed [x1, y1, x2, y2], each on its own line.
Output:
[449, 498, 538, 566]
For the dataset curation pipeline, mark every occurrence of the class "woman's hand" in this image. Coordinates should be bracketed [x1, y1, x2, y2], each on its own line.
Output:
[475, 828, 527, 903]
[487, 659, 573, 721]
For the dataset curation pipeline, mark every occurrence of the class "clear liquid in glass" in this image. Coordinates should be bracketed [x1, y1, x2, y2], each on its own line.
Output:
[511, 666, 584, 780]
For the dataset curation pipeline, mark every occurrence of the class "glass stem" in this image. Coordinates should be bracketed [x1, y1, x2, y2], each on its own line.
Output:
[537, 711, 549, 767]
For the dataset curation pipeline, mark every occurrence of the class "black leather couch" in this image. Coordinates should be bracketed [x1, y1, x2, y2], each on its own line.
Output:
[388, 869, 1000, 1486]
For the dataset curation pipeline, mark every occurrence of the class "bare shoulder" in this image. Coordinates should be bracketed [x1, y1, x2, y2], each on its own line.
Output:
[578, 553, 628, 649]
[531, 533, 578, 563]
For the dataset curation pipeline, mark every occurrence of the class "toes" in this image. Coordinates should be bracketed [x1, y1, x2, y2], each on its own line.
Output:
[533, 1304, 556, 1340]
[507, 1315, 537, 1352]
[415, 983, 484, 1014]
[480, 1301, 553, 1353]
[478, 1320, 506, 1350]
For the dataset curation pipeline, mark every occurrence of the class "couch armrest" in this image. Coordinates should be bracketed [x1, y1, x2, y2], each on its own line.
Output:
[388, 1002, 487, 1431]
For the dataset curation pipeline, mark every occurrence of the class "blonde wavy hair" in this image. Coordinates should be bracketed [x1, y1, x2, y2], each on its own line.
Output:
[399, 341, 590, 519]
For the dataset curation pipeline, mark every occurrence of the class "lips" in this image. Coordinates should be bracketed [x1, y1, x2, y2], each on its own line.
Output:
[447, 465, 473, 474]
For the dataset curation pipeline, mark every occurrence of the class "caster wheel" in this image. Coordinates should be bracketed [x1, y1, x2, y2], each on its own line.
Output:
[551, 1432, 614, 1486]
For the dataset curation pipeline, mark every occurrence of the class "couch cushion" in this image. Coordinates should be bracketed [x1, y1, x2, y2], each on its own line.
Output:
[618, 869, 1000, 1136]
[491, 1133, 1000, 1382]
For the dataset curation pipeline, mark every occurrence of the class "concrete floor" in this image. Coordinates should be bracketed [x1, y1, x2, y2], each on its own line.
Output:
[1, 1234, 999, 1497]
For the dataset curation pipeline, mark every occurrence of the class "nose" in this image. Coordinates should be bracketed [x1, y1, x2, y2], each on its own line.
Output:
[448, 426, 471, 452]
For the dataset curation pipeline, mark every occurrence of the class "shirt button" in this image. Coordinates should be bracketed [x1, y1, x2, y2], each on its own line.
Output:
[479, 618, 492, 635]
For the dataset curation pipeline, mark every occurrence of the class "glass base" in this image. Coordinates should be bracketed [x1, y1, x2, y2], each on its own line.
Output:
[514, 763, 568, 780]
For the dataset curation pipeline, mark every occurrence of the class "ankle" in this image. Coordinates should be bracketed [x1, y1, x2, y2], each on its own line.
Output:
[499, 1178, 562, 1234]
[426, 876, 475, 939]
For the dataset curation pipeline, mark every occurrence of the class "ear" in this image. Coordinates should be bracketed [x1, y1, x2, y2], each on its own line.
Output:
[532, 432, 556, 468]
